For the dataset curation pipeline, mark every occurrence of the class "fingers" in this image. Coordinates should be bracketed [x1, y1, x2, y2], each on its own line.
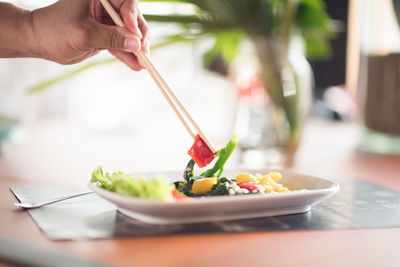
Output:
[90, 0, 149, 70]
[120, 0, 141, 38]
[91, 20, 144, 71]
[118, 0, 150, 53]
[108, 49, 143, 71]
[138, 12, 150, 54]
[91, 21, 141, 52]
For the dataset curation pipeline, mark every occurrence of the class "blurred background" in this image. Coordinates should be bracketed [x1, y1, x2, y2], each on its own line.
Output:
[1, 0, 399, 182]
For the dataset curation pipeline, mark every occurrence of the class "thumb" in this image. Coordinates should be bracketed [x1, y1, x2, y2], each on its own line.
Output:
[93, 23, 141, 52]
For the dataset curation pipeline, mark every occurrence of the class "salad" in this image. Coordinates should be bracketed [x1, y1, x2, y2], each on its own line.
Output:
[91, 136, 290, 201]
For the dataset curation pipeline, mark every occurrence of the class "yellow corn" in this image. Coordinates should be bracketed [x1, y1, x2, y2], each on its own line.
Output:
[265, 176, 283, 191]
[274, 184, 283, 192]
[258, 175, 271, 185]
[264, 184, 273, 193]
[268, 171, 282, 181]
[192, 177, 218, 195]
[282, 187, 290, 192]
[235, 173, 257, 183]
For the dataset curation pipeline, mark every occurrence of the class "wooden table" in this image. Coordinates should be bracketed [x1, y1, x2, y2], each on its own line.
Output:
[1, 120, 400, 267]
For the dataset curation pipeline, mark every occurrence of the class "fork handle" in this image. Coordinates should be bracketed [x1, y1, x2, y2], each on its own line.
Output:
[20, 191, 94, 209]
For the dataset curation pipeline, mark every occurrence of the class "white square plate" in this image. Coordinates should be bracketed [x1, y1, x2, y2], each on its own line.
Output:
[88, 169, 339, 225]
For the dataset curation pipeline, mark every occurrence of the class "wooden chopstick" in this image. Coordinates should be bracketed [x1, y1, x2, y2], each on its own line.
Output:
[99, 0, 216, 153]
[134, 52, 195, 140]
[135, 52, 216, 152]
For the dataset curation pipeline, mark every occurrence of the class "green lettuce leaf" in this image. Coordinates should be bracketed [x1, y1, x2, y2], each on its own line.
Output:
[91, 167, 174, 202]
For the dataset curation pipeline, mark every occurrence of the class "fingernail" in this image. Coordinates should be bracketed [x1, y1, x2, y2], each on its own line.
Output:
[124, 38, 140, 51]
[141, 38, 146, 51]
[145, 39, 150, 55]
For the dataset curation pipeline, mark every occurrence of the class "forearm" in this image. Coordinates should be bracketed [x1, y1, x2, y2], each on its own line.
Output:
[0, 3, 40, 58]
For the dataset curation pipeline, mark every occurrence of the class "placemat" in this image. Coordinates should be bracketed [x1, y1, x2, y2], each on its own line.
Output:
[10, 179, 400, 240]
[0, 235, 113, 267]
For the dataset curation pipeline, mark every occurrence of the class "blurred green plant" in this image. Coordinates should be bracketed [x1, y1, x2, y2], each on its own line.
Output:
[29, 0, 335, 154]
[393, 0, 400, 27]
[141, 0, 334, 153]
[30, 0, 334, 93]
[29, 34, 188, 93]
[0, 116, 18, 145]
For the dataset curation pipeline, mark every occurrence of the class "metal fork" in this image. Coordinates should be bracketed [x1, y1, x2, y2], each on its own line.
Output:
[13, 191, 93, 209]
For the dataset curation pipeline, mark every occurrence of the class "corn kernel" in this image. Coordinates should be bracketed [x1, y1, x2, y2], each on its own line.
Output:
[258, 175, 271, 185]
[273, 184, 283, 192]
[265, 176, 282, 191]
[235, 173, 257, 183]
[282, 187, 290, 192]
[268, 171, 282, 181]
[264, 184, 273, 193]
[192, 177, 218, 195]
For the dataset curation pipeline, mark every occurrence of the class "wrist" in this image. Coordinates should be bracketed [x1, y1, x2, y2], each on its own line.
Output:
[0, 3, 43, 58]
[18, 9, 43, 58]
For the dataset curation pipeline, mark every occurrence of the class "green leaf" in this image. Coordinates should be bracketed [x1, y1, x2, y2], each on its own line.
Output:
[200, 135, 238, 178]
[28, 36, 191, 93]
[202, 29, 244, 69]
[140, 0, 210, 11]
[303, 32, 333, 59]
[296, 0, 336, 59]
[29, 58, 117, 93]
[91, 166, 175, 202]
[143, 14, 204, 24]
[393, 0, 400, 27]
[296, 0, 335, 32]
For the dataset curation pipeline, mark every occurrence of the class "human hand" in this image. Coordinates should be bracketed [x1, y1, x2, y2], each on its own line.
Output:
[31, 0, 149, 70]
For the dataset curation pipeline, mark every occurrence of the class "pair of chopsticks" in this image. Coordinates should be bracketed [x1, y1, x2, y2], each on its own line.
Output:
[99, 0, 215, 153]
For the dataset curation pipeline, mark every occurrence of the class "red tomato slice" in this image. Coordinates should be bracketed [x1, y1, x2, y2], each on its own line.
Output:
[237, 181, 264, 192]
[172, 189, 191, 200]
[187, 134, 215, 168]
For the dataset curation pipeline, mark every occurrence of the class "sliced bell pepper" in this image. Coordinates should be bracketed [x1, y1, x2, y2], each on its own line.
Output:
[187, 134, 216, 168]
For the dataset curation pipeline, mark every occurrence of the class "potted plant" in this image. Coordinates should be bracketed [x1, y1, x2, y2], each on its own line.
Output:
[140, 0, 335, 165]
